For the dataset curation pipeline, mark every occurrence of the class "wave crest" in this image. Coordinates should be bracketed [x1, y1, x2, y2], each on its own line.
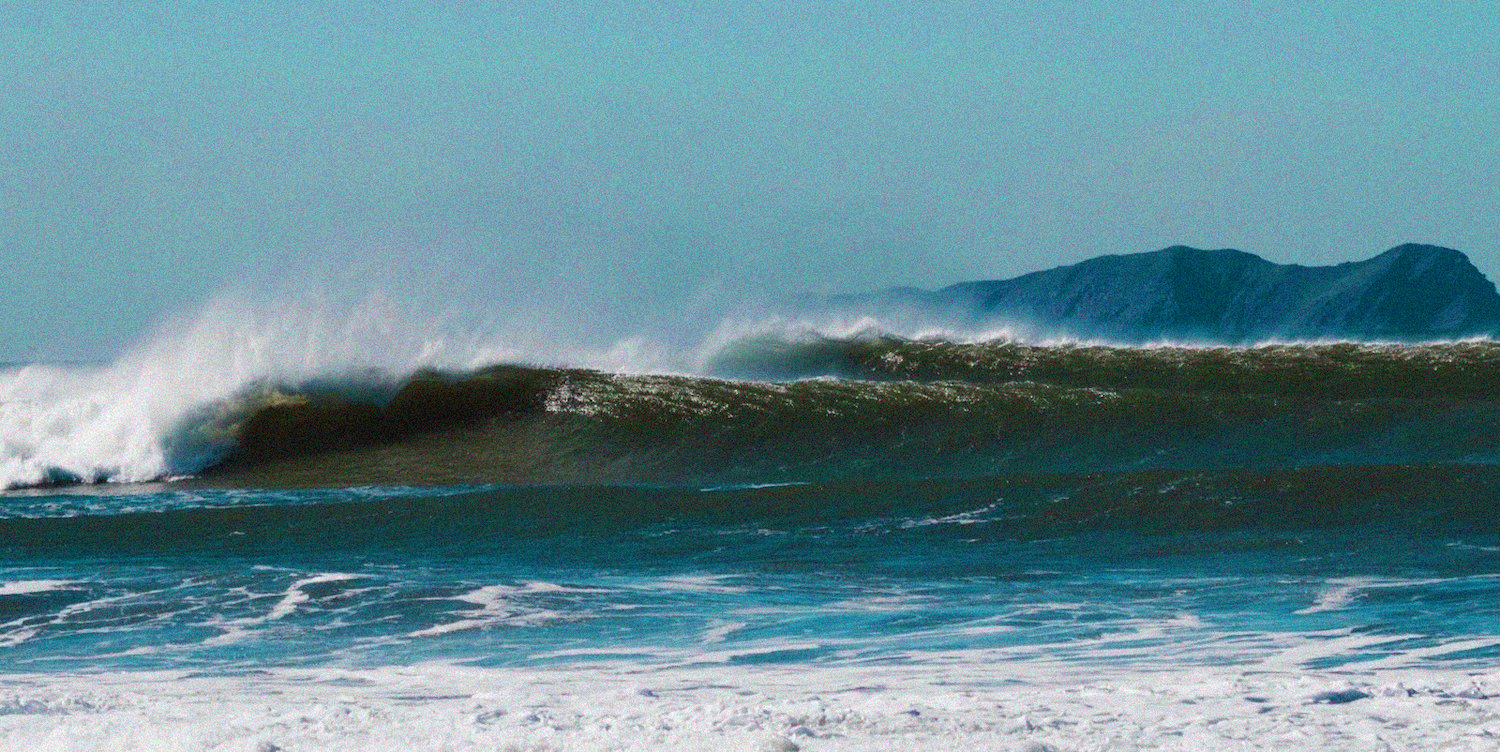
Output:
[10, 305, 1500, 491]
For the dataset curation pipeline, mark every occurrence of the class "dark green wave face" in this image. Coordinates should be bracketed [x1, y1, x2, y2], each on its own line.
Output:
[156, 340, 1500, 489]
[15, 338, 1500, 491]
[706, 336, 1500, 398]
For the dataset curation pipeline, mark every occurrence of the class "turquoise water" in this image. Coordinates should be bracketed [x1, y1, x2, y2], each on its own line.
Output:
[6, 467, 1500, 673]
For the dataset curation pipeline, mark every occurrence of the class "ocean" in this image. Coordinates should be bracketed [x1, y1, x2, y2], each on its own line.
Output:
[5, 327, 1500, 750]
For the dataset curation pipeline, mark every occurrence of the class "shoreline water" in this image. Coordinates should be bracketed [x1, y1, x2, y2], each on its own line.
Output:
[6, 660, 1500, 750]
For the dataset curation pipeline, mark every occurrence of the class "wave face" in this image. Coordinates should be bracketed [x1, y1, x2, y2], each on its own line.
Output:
[9, 330, 1500, 489]
[197, 338, 1500, 488]
[0, 294, 661, 490]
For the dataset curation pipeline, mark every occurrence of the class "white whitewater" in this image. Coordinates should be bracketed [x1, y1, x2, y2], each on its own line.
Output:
[0, 293, 681, 490]
[4, 658, 1499, 751]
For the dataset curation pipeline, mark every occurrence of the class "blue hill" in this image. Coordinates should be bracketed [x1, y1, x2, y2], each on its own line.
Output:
[837, 244, 1500, 343]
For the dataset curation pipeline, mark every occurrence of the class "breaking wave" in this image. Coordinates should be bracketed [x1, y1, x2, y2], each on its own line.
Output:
[6, 302, 1500, 490]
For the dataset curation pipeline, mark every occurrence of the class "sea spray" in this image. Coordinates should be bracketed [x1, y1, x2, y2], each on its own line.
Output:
[10, 297, 1500, 489]
[0, 293, 509, 488]
[0, 286, 723, 489]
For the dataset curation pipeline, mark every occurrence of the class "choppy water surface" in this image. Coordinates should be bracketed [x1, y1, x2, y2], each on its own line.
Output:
[5, 466, 1500, 673]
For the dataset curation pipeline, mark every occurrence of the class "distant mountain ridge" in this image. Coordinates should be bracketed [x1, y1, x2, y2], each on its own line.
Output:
[833, 244, 1500, 344]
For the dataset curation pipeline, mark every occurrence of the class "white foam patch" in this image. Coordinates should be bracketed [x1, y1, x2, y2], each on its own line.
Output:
[0, 581, 75, 597]
[644, 575, 751, 594]
[0, 581, 83, 649]
[1297, 575, 1500, 615]
[263, 573, 364, 622]
[700, 619, 747, 644]
[407, 582, 600, 637]
[900, 503, 999, 528]
[4, 660, 1500, 751]
[170, 573, 369, 649]
[1297, 577, 1374, 615]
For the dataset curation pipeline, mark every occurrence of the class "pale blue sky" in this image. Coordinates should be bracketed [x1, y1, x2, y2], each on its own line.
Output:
[3, 1, 1498, 359]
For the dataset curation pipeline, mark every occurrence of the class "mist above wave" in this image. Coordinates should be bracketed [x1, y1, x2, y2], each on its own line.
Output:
[0, 292, 684, 490]
[8, 284, 1500, 491]
[0, 292, 954, 489]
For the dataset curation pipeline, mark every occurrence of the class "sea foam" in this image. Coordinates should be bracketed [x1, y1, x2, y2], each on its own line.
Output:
[0, 299, 1036, 489]
[0, 292, 676, 490]
[4, 660, 1500, 751]
[1, 295, 441, 488]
